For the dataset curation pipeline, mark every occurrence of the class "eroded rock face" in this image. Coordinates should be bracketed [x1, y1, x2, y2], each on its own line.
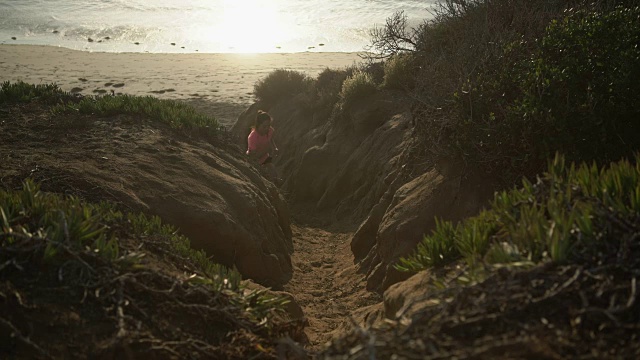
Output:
[138, 144, 294, 287]
[356, 166, 495, 292]
[234, 91, 496, 292]
[1, 114, 293, 288]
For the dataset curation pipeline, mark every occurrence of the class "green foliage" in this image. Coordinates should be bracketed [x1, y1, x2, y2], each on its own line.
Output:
[379, 1, 640, 185]
[396, 218, 460, 271]
[0, 179, 242, 291]
[0, 80, 71, 105]
[339, 71, 378, 108]
[0, 179, 121, 262]
[1, 81, 220, 134]
[398, 153, 640, 276]
[382, 53, 417, 90]
[0, 180, 291, 337]
[52, 94, 220, 133]
[512, 6, 640, 164]
[461, 5, 638, 183]
[312, 67, 352, 110]
[127, 212, 242, 290]
[253, 69, 313, 106]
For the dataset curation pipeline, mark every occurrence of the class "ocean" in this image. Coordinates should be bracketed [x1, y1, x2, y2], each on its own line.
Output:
[0, 0, 436, 54]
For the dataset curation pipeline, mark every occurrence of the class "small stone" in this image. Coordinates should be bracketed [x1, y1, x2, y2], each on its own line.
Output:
[88, 37, 94, 42]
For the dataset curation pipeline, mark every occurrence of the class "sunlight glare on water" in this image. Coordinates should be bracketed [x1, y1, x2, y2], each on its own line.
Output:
[0, 0, 436, 53]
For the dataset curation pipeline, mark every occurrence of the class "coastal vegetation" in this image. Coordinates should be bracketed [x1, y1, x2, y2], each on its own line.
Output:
[2, 0, 640, 358]
[1, 81, 221, 135]
[397, 153, 640, 276]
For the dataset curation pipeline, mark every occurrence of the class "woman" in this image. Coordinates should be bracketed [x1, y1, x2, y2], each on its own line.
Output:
[246, 110, 279, 182]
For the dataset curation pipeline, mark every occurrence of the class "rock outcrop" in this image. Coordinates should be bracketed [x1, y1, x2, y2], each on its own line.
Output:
[234, 90, 496, 292]
[1, 114, 293, 287]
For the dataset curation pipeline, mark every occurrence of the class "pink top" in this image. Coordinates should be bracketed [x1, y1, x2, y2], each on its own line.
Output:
[246, 127, 274, 164]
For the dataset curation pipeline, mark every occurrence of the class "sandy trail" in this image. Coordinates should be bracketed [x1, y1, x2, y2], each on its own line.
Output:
[283, 221, 381, 350]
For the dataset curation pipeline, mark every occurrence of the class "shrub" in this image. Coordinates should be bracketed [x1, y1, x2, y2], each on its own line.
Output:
[513, 5, 640, 165]
[52, 94, 221, 133]
[365, 10, 422, 60]
[397, 153, 640, 280]
[253, 69, 313, 106]
[339, 71, 378, 108]
[0, 179, 240, 288]
[412, 3, 640, 185]
[383, 53, 417, 90]
[312, 67, 352, 110]
[0, 80, 72, 105]
[1, 81, 220, 134]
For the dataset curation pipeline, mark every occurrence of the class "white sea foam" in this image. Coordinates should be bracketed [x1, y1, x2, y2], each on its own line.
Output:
[0, 0, 436, 53]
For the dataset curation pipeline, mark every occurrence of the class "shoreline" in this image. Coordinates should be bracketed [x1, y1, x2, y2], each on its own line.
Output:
[0, 44, 363, 127]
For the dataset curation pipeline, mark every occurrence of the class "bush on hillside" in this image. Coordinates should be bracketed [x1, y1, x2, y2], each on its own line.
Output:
[446, 5, 640, 182]
[365, 10, 423, 60]
[0, 179, 242, 289]
[382, 53, 417, 90]
[363, 1, 640, 185]
[339, 71, 378, 109]
[515, 6, 640, 163]
[253, 69, 313, 106]
[397, 153, 640, 279]
[312, 67, 353, 111]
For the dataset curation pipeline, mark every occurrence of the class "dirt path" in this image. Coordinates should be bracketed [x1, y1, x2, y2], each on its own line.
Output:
[282, 221, 382, 350]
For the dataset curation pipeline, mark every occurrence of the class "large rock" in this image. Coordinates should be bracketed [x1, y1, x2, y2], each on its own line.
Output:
[1, 115, 293, 287]
[356, 164, 495, 292]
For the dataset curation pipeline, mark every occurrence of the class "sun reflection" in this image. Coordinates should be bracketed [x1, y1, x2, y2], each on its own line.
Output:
[209, 0, 290, 53]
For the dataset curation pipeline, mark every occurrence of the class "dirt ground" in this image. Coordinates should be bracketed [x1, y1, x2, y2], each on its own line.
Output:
[283, 219, 381, 351]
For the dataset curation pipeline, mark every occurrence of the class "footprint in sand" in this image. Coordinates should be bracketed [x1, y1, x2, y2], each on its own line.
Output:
[112, 83, 125, 88]
[93, 89, 107, 94]
[79, 78, 88, 82]
[70, 87, 83, 93]
[104, 82, 114, 87]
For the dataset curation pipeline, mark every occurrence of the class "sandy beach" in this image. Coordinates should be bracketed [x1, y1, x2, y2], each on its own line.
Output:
[0, 44, 362, 127]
